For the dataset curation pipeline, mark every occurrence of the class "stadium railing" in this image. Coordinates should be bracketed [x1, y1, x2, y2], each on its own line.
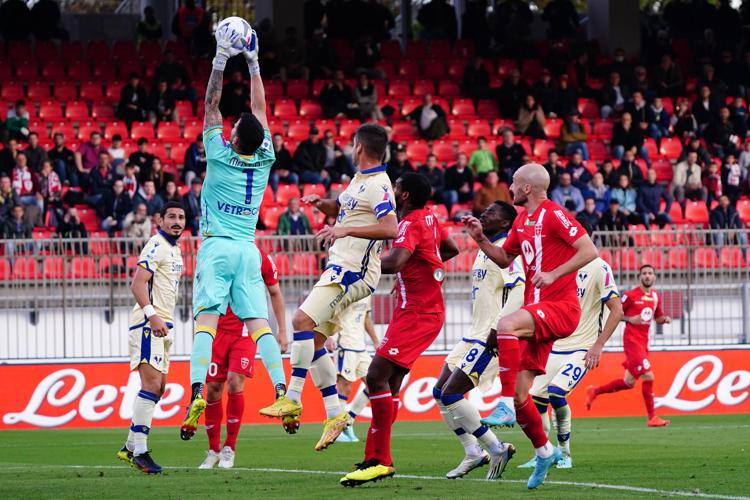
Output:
[0, 228, 748, 360]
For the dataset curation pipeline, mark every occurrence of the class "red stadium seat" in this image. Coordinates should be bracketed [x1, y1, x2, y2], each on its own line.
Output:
[388, 80, 411, 97]
[61, 41, 84, 60]
[286, 79, 309, 99]
[1, 82, 24, 101]
[276, 184, 302, 206]
[41, 63, 65, 79]
[476, 100, 499, 119]
[70, 257, 99, 279]
[659, 137, 682, 160]
[311, 79, 326, 98]
[693, 248, 718, 269]
[157, 122, 181, 141]
[291, 254, 319, 276]
[338, 120, 360, 138]
[39, 101, 63, 120]
[392, 121, 417, 141]
[44, 257, 65, 279]
[65, 101, 90, 120]
[87, 40, 109, 59]
[406, 140, 429, 164]
[588, 141, 608, 161]
[521, 59, 544, 81]
[380, 40, 402, 59]
[15, 61, 38, 80]
[169, 142, 189, 165]
[496, 59, 517, 77]
[668, 202, 684, 223]
[618, 249, 639, 270]
[398, 60, 421, 79]
[651, 159, 673, 183]
[66, 60, 91, 81]
[104, 81, 123, 103]
[267, 120, 285, 138]
[183, 121, 202, 142]
[288, 121, 310, 141]
[130, 122, 155, 140]
[79, 81, 103, 101]
[50, 122, 76, 140]
[467, 120, 491, 137]
[92, 63, 117, 81]
[262, 187, 276, 207]
[685, 201, 709, 225]
[264, 80, 283, 99]
[273, 99, 297, 118]
[667, 248, 688, 269]
[0, 259, 11, 281]
[54, 82, 78, 101]
[644, 138, 659, 160]
[405, 41, 427, 59]
[104, 122, 129, 141]
[174, 101, 195, 121]
[447, 118, 467, 139]
[720, 247, 746, 268]
[543, 118, 562, 139]
[299, 100, 323, 118]
[313, 120, 336, 136]
[77, 122, 102, 140]
[77, 208, 99, 232]
[737, 199, 750, 223]
[13, 257, 40, 280]
[117, 59, 142, 79]
[447, 251, 475, 273]
[433, 141, 455, 163]
[437, 80, 460, 97]
[413, 79, 435, 97]
[27, 82, 51, 99]
[447, 60, 465, 79]
[302, 184, 326, 198]
[90, 101, 114, 120]
[112, 41, 136, 60]
[640, 249, 664, 269]
[261, 206, 284, 230]
[577, 98, 599, 119]
[423, 60, 446, 79]
[532, 140, 555, 159]
[451, 99, 475, 117]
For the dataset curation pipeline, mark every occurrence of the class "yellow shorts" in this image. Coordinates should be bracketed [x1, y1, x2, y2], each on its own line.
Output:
[445, 340, 499, 393]
[299, 280, 372, 337]
[128, 312, 172, 374]
[336, 348, 371, 382]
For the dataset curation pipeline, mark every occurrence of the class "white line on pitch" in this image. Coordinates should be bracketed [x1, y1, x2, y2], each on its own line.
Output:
[0, 464, 747, 500]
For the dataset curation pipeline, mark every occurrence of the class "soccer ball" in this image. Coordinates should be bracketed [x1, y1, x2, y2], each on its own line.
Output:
[217, 16, 252, 51]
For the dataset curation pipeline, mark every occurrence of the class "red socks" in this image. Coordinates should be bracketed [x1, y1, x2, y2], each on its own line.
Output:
[595, 378, 632, 395]
[641, 380, 655, 418]
[497, 334, 520, 398]
[515, 396, 549, 448]
[205, 399, 223, 452]
[392, 397, 399, 424]
[364, 391, 394, 465]
[224, 392, 245, 450]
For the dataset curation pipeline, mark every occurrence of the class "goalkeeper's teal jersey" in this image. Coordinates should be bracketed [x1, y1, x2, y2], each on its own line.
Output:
[200, 125, 275, 242]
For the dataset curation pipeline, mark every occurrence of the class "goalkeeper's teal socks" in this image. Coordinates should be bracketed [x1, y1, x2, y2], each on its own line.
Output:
[253, 327, 286, 390]
[190, 327, 216, 386]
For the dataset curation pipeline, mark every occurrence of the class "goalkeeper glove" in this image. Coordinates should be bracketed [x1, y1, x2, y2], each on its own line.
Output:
[213, 24, 242, 71]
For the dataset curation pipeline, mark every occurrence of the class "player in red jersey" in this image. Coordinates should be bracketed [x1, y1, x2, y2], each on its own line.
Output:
[340, 173, 459, 487]
[199, 249, 288, 469]
[462, 163, 598, 489]
[586, 264, 672, 427]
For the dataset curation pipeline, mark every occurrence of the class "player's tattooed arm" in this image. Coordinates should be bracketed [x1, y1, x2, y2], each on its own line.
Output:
[203, 69, 224, 130]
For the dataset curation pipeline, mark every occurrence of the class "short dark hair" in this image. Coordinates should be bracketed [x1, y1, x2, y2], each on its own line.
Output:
[161, 201, 185, 217]
[28, 131, 38, 139]
[15, 99, 25, 107]
[639, 264, 656, 273]
[112, 134, 122, 141]
[137, 137, 148, 145]
[491, 200, 518, 224]
[398, 172, 432, 209]
[234, 112, 265, 155]
[355, 123, 388, 162]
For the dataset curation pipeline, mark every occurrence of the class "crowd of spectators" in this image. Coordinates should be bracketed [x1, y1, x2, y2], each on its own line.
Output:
[1, 0, 749, 256]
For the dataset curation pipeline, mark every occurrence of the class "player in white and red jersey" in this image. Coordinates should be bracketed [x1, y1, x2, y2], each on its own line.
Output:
[586, 264, 672, 427]
[199, 248, 287, 469]
[462, 163, 598, 489]
[340, 173, 458, 487]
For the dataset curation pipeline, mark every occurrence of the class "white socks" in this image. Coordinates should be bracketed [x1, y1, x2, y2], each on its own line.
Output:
[287, 333, 316, 402]
[348, 389, 370, 418]
[535, 441, 554, 459]
[130, 390, 159, 456]
[309, 348, 341, 418]
[436, 398, 482, 456]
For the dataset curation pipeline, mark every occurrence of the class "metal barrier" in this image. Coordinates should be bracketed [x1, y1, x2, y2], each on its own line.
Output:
[0, 228, 748, 360]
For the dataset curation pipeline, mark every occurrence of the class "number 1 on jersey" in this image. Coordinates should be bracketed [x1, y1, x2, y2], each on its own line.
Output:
[243, 168, 254, 205]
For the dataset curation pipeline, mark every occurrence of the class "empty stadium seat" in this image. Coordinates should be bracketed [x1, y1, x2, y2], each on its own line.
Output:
[299, 100, 322, 118]
[720, 247, 746, 267]
[261, 206, 284, 230]
[0, 259, 11, 280]
[543, 118, 562, 139]
[532, 139, 555, 159]
[406, 140, 429, 164]
[274, 254, 291, 275]
[693, 248, 719, 269]
[169, 142, 189, 164]
[44, 257, 65, 279]
[668, 248, 688, 269]
[437, 80, 460, 97]
[276, 184, 302, 206]
[392, 121, 417, 140]
[313, 120, 336, 136]
[659, 137, 682, 160]
[183, 121, 202, 141]
[413, 80, 435, 97]
[640, 249, 664, 268]
[338, 120, 360, 138]
[78, 122, 102, 140]
[65, 101, 90, 120]
[451, 99, 475, 117]
[423, 60, 446, 79]
[652, 159, 673, 183]
[398, 60, 421, 79]
[27, 82, 51, 99]
[286, 79, 309, 99]
[66, 61, 91, 81]
[273, 99, 297, 118]
[291, 254, 318, 276]
[16, 61, 38, 79]
[77, 208, 99, 232]
[736, 199, 750, 223]
[1, 82, 24, 101]
[685, 201, 709, 225]
[61, 41, 84, 60]
[388, 80, 411, 97]
[433, 141, 455, 163]
[70, 257, 98, 279]
[130, 122, 155, 140]
[466, 120, 491, 137]
[54, 82, 78, 101]
[13, 257, 40, 280]
[577, 98, 599, 119]
[157, 122, 181, 141]
[39, 101, 63, 120]
[50, 122, 76, 140]
[80, 81, 104, 101]
[288, 121, 310, 141]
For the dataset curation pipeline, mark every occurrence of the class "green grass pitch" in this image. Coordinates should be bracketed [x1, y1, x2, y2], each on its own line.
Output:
[1, 415, 748, 499]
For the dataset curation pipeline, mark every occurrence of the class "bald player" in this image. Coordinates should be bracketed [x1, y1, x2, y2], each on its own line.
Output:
[463, 163, 598, 489]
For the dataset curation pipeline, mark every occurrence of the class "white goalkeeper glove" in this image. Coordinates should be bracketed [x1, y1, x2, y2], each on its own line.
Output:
[244, 29, 260, 76]
[213, 24, 243, 71]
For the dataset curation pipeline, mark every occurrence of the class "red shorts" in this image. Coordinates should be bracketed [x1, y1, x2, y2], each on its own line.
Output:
[623, 343, 651, 377]
[519, 300, 581, 373]
[376, 308, 444, 370]
[206, 332, 257, 382]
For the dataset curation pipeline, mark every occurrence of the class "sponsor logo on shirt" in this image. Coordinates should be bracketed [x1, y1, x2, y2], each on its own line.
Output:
[521, 240, 534, 265]
[216, 201, 258, 216]
[554, 209, 572, 229]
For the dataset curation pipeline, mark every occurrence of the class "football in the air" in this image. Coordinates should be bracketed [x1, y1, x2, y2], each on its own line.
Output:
[217, 16, 252, 51]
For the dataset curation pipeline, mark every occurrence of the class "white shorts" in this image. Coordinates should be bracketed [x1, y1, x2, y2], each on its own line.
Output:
[445, 339, 498, 393]
[530, 350, 588, 398]
[336, 348, 371, 382]
[299, 281, 372, 337]
[128, 313, 173, 374]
